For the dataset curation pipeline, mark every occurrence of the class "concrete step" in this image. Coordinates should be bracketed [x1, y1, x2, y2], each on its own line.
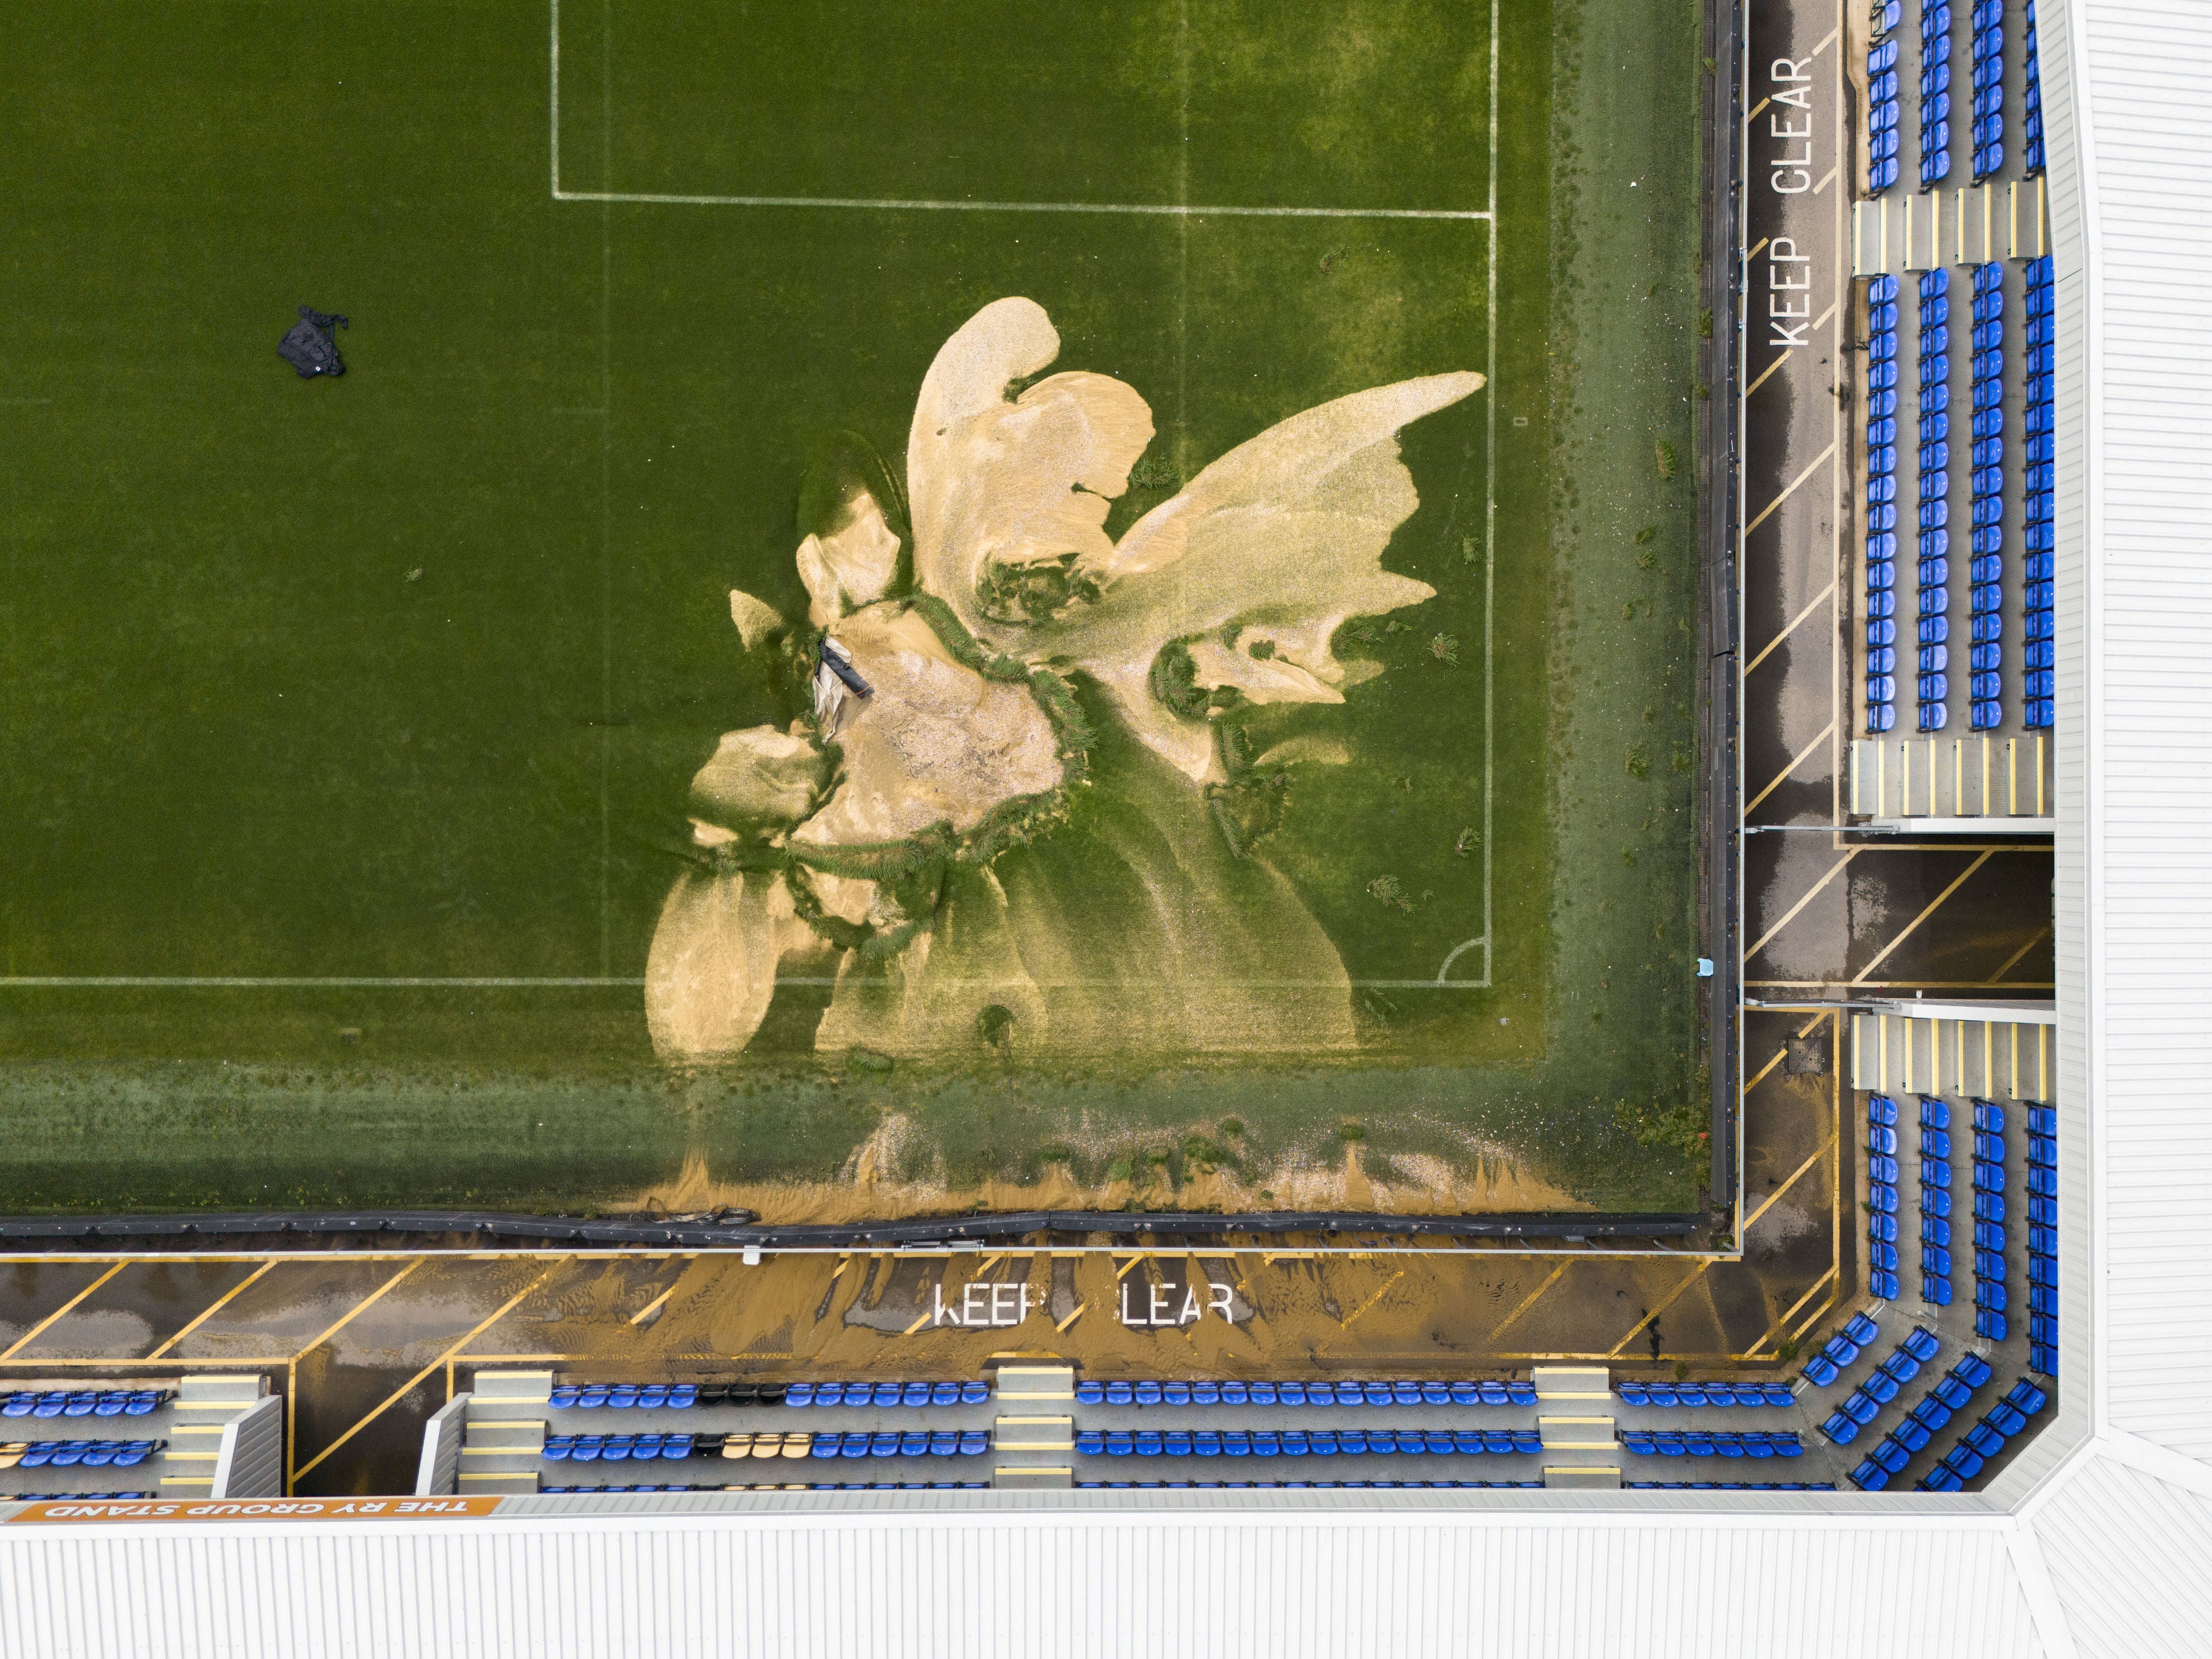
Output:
[992, 1466, 1071, 1490]
[1544, 1466, 1623, 1489]
[1532, 1366, 1612, 1401]
[992, 1416, 1073, 1452]
[994, 1365, 1074, 1402]
[464, 1420, 547, 1452]
[1538, 1416, 1619, 1451]
[471, 1371, 554, 1406]
[178, 1374, 264, 1407]
[458, 1472, 539, 1495]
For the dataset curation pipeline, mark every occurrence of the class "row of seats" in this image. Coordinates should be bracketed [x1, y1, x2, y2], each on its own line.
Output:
[1616, 1382, 1796, 1409]
[1801, 1311, 1883, 1387]
[0, 1491, 154, 1501]
[1848, 1358, 2017, 1488]
[1075, 1379, 1540, 1408]
[1919, 1097, 1957, 1301]
[554, 1383, 712, 1410]
[1919, 1377, 2048, 1490]
[1917, 269, 1958, 732]
[1076, 1481, 1543, 1490]
[1, 1391, 167, 1419]
[546, 1482, 994, 1493]
[2023, 2, 2046, 173]
[2026, 1104, 2060, 1372]
[1863, 272, 1906, 723]
[1868, 35, 1904, 192]
[1866, 1082, 1907, 1284]
[1073, 1428, 1543, 1458]
[1917, 2, 1954, 188]
[1962, 264, 2007, 729]
[1968, 1, 2005, 180]
[1865, 272, 1905, 729]
[786, 1382, 988, 1409]
[2022, 257, 2057, 727]
[1962, 1094, 2015, 1337]
[1619, 1431, 1804, 1459]
[0, 1439, 162, 1469]
[1818, 1327, 1942, 1443]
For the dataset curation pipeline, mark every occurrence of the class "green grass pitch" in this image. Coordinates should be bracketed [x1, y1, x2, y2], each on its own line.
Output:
[0, 0, 1711, 1216]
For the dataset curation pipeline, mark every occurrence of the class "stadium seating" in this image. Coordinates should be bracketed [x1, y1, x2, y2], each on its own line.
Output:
[2022, 257, 2056, 727]
[1864, 1092, 1902, 1287]
[1800, 1311, 1881, 1389]
[1917, 1097, 1955, 1303]
[2019, 1099, 2060, 1373]
[1912, 273, 1952, 732]
[1863, 273, 1904, 730]
[2022, 1, 2045, 172]
[0, 1437, 164, 1469]
[1075, 1481, 1552, 1490]
[1818, 1326, 1939, 1447]
[1073, 1379, 1537, 1408]
[1917, 2, 1953, 186]
[1965, 1096, 2011, 1339]
[1969, 0, 2004, 180]
[1962, 266, 2006, 729]
[0, 1390, 167, 1418]
[1918, 1373, 2046, 1490]
[1624, 1482, 1837, 1492]
[1868, 36, 1902, 192]
[1072, 1426, 1545, 1460]
[1617, 1382, 1796, 1409]
[1620, 1431, 1803, 1459]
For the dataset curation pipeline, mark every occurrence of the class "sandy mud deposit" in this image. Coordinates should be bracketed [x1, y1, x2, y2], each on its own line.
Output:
[644, 296, 1481, 1069]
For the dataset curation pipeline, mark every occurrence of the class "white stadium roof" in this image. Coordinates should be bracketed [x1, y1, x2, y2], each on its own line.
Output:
[3, 1, 2208, 1653]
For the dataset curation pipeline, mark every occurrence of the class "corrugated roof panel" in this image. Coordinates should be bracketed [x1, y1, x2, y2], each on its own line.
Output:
[2073, 0, 2212, 1466]
[2034, 1455, 2212, 1658]
[0, 1512, 2046, 1659]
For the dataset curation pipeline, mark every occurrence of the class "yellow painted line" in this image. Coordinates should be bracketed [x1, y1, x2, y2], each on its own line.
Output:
[1605, 1262, 1713, 1359]
[1743, 1133, 1837, 1233]
[1789, 1280, 1844, 1342]
[0, 1263, 127, 1361]
[1486, 1263, 1571, 1343]
[831, 1256, 849, 1279]
[1337, 1271, 1404, 1332]
[0, 1356, 294, 1368]
[1744, 442, 1837, 538]
[291, 1260, 423, 1359]
[1745, 581, 1839, 677]
[1811, 24, 1840, 56]
[1114, 1256, 1146, 1280]
[1745, 850, 1860, 961]
[1742, 349, 1792, 401]
[1746, 720, 1838, 815]
[628, 1286, 676, 1327]
[1850, 850, 1996, 984]
[1745, 97, 1771, 126]
[902, 1310, 933, 1337]
[1743, 1045, 1792, 1096]
[1811, 165, 1840, 195]
[1737, 1265, 1841, 1361]
[1054, 1303, 1086, 1334]
[145, 1261, 279, 1360]
[292, 1260, 569, 1483]
[1984, 923, 2053, 984]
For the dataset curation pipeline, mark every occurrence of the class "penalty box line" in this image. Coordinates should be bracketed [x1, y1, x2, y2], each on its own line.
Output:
[547, 0, 1491, 222]
[545, 0, 1499, 991]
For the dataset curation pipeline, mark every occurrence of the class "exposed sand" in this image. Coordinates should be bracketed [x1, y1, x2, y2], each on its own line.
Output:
[619, 1131, 1584, 1225]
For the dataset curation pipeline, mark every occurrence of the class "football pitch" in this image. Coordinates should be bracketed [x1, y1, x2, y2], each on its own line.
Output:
[0, 0, 1711, 1217]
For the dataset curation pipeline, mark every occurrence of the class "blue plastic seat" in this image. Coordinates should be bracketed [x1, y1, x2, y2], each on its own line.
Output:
[1844, 1391, 1881, 1426]
[1921, 1188, 1950, 1218]
[958, 1430, 988, 1454]
[1984, 1402, 2028, 1437]
[2005, 1380, 2048, 1416]
[1863, 1371, 1900, 1406]
[1801, 1355, 1839, 1389]
[1763, 1385, 1796, 1408]
[606, 1385, 639, 1411]
[1849, 1458, 1890, 1491]
[1103, 1431, 1133, 1457]
[1105, 1382, 1134, 1406]
[1954, 1354, 1993, 1390]
[1134, 1431, 1164, 1457]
